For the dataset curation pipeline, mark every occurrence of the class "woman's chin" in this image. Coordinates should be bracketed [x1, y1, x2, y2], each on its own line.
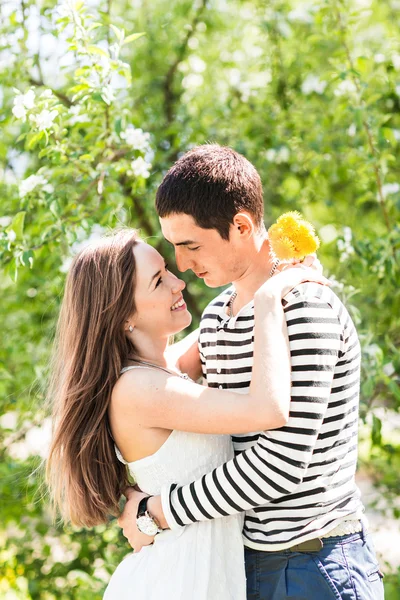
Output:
[171, 309, 192, 332]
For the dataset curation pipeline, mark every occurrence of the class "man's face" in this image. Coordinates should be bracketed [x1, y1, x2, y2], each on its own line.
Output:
[160, 214, 247, 288]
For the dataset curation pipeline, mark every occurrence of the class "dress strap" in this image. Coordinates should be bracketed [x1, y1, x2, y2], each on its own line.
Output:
[120, 362, 189, 379]
[120, 365, 155, 374]
[114, 444, 128, 465]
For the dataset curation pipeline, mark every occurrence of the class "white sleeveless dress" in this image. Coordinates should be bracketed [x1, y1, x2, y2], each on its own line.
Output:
[103, 366, 246, 600]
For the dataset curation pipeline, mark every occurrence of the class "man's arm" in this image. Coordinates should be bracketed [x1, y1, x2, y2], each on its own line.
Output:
[149, 289, 342, 530]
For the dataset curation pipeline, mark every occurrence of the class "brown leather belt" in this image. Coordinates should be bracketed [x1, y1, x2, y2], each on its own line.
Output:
[288, 538, 324, 552]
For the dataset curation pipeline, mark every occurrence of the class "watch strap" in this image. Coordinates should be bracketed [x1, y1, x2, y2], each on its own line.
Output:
[137, 495, 152, 518]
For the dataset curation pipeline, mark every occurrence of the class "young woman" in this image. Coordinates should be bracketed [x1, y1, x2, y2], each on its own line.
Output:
[46, 228, 326, 599]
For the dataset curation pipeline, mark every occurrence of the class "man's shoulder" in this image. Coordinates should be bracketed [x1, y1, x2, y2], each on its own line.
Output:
[282, 281, 356, 330]
[282, 281, 343, 314]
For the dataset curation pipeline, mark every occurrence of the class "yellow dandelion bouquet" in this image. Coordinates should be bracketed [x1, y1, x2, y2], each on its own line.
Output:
[268, 211, 320, 261]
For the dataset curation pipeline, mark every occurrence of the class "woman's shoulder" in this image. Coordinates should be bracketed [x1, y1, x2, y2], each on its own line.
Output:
[112, 365, 168, 406]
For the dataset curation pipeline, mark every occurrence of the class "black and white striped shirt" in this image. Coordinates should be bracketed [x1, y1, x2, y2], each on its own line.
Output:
[161, 282, 364, 550]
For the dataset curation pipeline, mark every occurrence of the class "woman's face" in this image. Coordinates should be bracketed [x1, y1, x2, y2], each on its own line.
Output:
[129, 242, 192, 337]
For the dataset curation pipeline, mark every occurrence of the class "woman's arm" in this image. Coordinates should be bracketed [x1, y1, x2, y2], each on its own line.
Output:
[112, 268, 326, 436]
[165, 328, 202, 381]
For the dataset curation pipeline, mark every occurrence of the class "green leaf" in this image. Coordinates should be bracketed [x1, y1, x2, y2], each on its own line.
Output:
[110, 24, 123, 41]
[49, 201, 61, 217]
[91, 92, 103, 102]
[371, 415, 382, 447]
[20, 250, 34, 268]
[87, 22, 103, 32]
[26, 131, 44, 150]
[8, 212, 26, 239]
[122, 32, 145, 46]
[87, 45, 109, 58]
[114, 117, 122, 135]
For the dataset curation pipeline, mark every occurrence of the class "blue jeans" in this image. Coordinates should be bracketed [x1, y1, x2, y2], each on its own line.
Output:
[245, 526, 384, 599]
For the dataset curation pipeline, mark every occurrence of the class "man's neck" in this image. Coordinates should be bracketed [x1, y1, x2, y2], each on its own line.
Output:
[231, 238, 275, 313]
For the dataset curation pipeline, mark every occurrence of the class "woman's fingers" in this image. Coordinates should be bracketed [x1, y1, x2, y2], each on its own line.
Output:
[265, 267, 330, 299]
[274, 255, 323, 275]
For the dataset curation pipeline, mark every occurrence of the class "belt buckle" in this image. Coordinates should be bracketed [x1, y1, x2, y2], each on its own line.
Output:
[289, 538, 323, 553]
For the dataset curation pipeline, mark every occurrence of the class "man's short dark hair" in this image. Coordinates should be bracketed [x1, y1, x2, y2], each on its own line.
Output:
[155, 144, 264, 240]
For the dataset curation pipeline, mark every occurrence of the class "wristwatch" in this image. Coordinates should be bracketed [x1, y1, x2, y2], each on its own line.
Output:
[136, 496, 163, 537]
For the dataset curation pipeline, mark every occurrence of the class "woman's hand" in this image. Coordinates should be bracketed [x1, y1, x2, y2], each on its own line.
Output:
[118, 488, 155, 552]
[255, 260, 329, 303]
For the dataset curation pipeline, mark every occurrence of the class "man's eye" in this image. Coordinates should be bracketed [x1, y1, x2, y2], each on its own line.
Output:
[188, 247, 200, 251]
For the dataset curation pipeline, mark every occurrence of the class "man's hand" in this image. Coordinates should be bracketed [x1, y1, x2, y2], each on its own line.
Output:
[118, 488, 155, 552]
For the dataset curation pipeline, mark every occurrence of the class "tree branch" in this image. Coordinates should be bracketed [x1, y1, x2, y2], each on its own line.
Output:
[29, 77, 73, 108]
[335, 6, 392, 236]
[163, 0, 208, 126]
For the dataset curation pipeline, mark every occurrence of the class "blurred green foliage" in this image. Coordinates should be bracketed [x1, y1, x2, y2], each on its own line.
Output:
[0, 0, 399, 597]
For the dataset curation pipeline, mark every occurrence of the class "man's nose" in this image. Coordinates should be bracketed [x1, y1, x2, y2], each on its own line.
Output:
[175, 250, 192, 273]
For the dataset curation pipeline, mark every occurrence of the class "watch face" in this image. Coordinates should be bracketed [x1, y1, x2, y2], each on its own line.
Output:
[137, 515, 159, 537]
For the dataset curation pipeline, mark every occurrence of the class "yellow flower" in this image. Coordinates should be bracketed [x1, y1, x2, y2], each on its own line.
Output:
[268, 212, 320, 261]
[271, 236, 296, 260]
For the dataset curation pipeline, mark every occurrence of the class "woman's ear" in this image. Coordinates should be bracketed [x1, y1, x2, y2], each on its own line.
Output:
[125, 318, 136, 332]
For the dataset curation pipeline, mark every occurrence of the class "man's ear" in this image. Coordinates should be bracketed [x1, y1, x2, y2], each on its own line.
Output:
[232, 212, 255, 239]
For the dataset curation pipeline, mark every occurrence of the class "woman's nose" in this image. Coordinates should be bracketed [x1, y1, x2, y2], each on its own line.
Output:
[171, 274, 186, 293]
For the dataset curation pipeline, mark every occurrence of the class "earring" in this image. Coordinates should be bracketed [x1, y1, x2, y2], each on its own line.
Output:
[128, 325, 133, 332]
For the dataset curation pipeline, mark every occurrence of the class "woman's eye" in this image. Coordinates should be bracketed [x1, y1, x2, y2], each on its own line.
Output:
[188, 247, 200, 252]
[155, 277, 162, 288]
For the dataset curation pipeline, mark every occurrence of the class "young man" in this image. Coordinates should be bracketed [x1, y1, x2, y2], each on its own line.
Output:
[118, 145, 384, 599]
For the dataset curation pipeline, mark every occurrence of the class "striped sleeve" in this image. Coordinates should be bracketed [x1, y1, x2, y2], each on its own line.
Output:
[198, 332, 207, 380]
[160, 295, 343, 529]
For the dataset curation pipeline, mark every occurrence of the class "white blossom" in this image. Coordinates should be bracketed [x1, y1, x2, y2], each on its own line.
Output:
[265, 149, 276, 162]
[101, 84, 115, 105]
[334, 80, 357, 97]
[57, 0, 80, 20]
[319, 224, 338, 244]
[288, 6, 313, 23]
[0, 216, 12, 228]
[347, 123, 357, 137]
[12, 89, 35, 121]
[374, 53, 386, 64]
[381, 182, 400, 197]
[120, 126, 151, 152]
[228, 68, 241, 86]
[40, 89, 53, 99]
[130, 156, 151, 178]
[343, 226, 352, 243]
[383, 362, 395, 377]
[392, 53, 400, 71]
[182, 73, 204, 89]
[19, 174, 53, 198]
[301, 74, 327, 95]
[68, 104, 89, 125]
[188, 37, 199, 50]
[264, 146, 290, 163]
[0, 411, 18, 430]
[188, 55, 206, 73]
[337, 227, 355, 262]
[29, 109, 58, 131]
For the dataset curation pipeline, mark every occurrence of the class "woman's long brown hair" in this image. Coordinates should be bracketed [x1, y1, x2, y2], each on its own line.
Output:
[46, 229, 140, 526]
